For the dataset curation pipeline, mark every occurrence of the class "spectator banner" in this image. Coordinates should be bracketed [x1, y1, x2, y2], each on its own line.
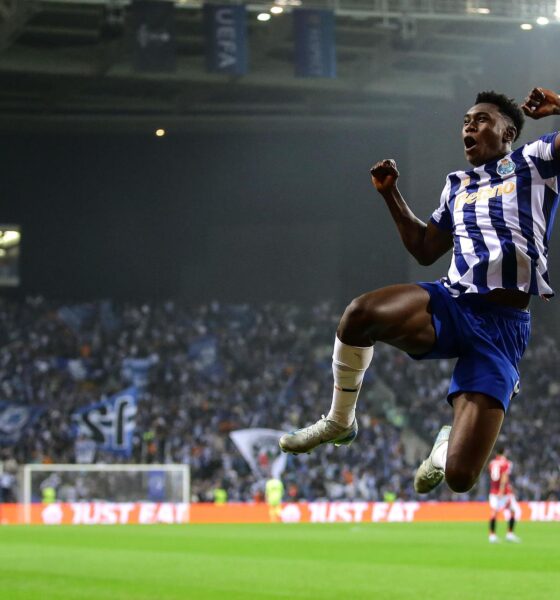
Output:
[122, 356, 157, 388]
[293, 9, 336, 78]
[187, 335, 224, 381]
[3, 501, 560, 525]
[230, 429, 287, 479]
[129, 0, 176, 72]
[72, 387, 138, 456]
[204, 4, 248, 76]
[0, 403, 44, 445]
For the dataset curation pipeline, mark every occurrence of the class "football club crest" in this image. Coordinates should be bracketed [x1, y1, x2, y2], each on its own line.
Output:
[497, 158, 515, 176]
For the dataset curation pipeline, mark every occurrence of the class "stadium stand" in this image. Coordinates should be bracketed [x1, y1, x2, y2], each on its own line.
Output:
[0, 297, 558, 503]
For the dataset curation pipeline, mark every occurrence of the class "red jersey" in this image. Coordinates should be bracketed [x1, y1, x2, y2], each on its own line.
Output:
[488, 455, 512, 495]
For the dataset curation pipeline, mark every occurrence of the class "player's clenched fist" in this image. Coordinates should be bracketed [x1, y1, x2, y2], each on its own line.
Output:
[521, 87, 560, 120]
[370, 159, 400, 194]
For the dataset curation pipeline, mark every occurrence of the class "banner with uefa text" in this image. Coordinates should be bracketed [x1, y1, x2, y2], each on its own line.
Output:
[2, 501, 560, 525]
[204, 3, 248, 75]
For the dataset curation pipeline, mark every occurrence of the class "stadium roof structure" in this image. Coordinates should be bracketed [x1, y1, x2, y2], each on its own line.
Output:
[0, 0, 558, 132]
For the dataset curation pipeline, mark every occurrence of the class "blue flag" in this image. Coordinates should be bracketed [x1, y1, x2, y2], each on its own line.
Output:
[294, 9, 336, 78]
[0, 403, 44, 445]
[204, 4, 248, 75]
[73, 387, 138, 456]
[187, 335, 224, 382]
[122, 356, 156, 388]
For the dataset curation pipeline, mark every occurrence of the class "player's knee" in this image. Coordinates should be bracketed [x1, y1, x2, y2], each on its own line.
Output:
[338, 295, 383, 344]
[445, 463, 478, 494]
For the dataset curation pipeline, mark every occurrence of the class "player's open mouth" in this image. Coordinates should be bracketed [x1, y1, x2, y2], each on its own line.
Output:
[464, 136, 477, 151]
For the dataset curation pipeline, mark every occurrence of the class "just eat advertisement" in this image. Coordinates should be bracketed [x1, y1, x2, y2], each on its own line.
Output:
[1, 501, 560, 525]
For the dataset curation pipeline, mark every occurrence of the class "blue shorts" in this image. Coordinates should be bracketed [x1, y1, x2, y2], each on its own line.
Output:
[409, 281, 531, 411]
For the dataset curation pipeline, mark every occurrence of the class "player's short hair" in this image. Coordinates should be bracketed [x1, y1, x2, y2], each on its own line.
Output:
[496, 445, 506, 455]
[475, 90, 525, 141]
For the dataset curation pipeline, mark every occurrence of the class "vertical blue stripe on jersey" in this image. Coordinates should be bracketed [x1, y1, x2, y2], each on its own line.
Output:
[461, 170, 490, 292]
[529, 154, 560, 180]
[543, 180, 560, 256]
[448, 174, 470, 277]
[485, 162, 517, 288]
[511, 149, 539, 294]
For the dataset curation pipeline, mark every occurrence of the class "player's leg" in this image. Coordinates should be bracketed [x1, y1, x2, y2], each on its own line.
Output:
[504, 497, 522, 542]
[279, 284, 435, 454]
[444, 393, 505, 493]
[488, 494, 501, 542]
[415, 295, 527, 495]
[328, 283, 436, 425]
[335, 283, 437, 352]
[415, 392, 504, 494]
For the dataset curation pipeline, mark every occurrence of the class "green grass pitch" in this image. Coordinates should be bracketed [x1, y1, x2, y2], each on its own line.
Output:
[1, 522, 559, 599]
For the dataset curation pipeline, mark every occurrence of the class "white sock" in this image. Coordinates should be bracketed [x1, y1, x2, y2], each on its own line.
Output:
[431, 441, 448, 470]
[326, 337, 374, 428]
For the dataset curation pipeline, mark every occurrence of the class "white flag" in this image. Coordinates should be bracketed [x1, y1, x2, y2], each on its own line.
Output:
[229, 428, 287, 480]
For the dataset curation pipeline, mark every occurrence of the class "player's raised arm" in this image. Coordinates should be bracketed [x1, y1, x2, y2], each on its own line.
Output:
[370, 159, 452, 266]
[522, 87, 560, 154]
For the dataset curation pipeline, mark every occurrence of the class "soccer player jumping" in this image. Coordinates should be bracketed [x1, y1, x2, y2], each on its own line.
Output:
[280, 87, 560, 495]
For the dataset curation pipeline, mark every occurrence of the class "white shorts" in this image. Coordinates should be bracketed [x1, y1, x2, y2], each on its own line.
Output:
[489, 493, 520, 516]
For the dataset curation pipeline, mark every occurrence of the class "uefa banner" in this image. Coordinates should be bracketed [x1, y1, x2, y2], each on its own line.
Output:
[3, 501, 560, 525]
[293, 8, 336, 78]
[204, 4, 248, 76]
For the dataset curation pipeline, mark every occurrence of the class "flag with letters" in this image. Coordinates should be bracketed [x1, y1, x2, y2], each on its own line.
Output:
[204, 3, 248, 75]
[72, 387, 138, 456]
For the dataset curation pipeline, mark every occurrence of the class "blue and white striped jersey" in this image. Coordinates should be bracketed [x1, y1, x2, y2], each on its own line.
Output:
[430, 132, 560, 297]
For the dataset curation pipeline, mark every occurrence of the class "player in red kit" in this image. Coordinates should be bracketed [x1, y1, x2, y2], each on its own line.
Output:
[488, 447, 521, 543]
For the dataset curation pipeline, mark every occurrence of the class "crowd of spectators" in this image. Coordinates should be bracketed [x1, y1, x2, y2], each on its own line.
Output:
[0, 296, 558, 503]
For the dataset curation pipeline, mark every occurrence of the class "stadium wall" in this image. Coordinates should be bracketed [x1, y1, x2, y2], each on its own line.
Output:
[1, 502, 560, 525]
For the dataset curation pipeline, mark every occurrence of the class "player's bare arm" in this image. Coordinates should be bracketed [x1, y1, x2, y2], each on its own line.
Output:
[498, 471, 508, 497]
[522, 87, 560, 154]
[370, 159, 453, 265]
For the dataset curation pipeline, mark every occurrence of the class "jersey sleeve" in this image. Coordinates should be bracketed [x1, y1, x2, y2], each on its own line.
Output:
[524, 132, 560, 181]
[429, 178, 453, 231]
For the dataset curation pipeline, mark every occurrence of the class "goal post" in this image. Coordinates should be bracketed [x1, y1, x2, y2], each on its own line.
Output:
[22, 463, 190, 525]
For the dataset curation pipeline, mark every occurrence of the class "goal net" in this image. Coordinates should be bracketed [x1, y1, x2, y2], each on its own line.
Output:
[22, 464, 190, 525]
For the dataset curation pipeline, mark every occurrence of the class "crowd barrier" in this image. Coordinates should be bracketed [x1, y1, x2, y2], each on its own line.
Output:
[1, 501, 560, 525]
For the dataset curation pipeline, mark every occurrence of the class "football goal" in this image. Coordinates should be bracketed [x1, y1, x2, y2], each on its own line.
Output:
[22, 463, 190, 524]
